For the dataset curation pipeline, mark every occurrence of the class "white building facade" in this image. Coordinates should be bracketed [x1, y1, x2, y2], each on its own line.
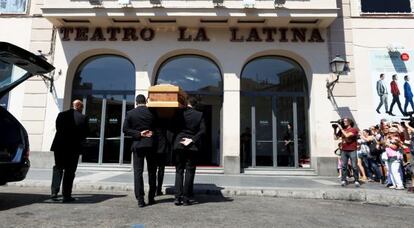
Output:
[2, 0, 414, 175]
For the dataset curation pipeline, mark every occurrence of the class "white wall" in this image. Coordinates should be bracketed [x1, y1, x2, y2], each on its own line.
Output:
[0, 18, 32, 120]
[352, 19, 414, 129]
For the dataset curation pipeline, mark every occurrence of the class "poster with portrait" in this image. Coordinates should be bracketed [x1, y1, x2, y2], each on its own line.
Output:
[370, 50, 414, 123]
[0, 0, 28, 14]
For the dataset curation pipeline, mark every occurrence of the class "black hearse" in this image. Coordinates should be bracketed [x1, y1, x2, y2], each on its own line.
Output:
[0, 42, 54, 185]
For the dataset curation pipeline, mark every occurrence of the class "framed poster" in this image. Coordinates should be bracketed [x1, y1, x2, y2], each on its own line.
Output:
[370, 50, 414, 122]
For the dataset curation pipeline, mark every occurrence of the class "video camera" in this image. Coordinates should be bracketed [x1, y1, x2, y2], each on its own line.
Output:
[330, 119, 345, 129]
[401, 111, 414, 128]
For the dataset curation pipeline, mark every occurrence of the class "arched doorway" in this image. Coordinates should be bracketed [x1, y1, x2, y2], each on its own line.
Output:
[240, 56, 309, 168]
[71, 55, 135, 165]
[155, 55, 223, 166]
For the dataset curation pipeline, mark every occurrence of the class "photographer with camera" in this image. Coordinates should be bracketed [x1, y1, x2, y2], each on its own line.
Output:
[332, 117, 361, 187]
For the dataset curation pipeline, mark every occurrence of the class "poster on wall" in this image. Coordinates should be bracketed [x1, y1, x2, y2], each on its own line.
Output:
[0, 0, 28, 14]
[370, 50, 414, 123]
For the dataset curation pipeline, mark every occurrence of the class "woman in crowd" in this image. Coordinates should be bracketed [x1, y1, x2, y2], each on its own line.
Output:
[383, 126, 405, 190]
[360, 129, 382, 182]
[357, 135, 369, 182]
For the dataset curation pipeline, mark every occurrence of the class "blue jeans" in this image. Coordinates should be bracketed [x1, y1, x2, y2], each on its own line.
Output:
[341, 150, 359, 182]
[366, 156, 382, 181]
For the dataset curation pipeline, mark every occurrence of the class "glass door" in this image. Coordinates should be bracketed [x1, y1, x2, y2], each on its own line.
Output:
[247, 95, 307, 168]
[82, 95, 103, 163]
[78, 94, 133, 165]
[276, 97, 294, 167]
[252, 96, 274, 167]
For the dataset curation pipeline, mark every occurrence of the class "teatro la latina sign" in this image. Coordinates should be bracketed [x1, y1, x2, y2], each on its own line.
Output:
[59, 27, 325, 43]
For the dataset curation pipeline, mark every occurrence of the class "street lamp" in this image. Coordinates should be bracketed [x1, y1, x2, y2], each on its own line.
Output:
[330, 55, 347, 75]
[274, 0, 286, 8]
[89, 0, 102, 5]
[327, 55, 348, 103]
[150, 0, 162, 7]
[213, 0, 224, 7]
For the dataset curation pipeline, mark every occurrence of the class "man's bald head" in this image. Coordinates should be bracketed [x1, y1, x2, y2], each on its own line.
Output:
[72, 100, 84, 112]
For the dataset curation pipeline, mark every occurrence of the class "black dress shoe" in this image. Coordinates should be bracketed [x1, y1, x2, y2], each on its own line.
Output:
[156, 190, 163, 196]
[138, 199, 146, 208]
[62, 197, 76, 203]
[376, 109, 380, 114]
[51, 193, 59, 201]
[388, 112, 396, 116]
[174, 198, 182, 206]
[148, 198, 156, 205]
[182, 199, 192, 206]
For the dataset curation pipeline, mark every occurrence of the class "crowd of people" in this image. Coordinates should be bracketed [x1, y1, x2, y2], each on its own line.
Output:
[334, 117, 414, 192]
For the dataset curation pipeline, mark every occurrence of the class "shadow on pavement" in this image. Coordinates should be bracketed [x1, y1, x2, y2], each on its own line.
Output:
[164, 183, 233, 205]
[0, 192, 127, 211]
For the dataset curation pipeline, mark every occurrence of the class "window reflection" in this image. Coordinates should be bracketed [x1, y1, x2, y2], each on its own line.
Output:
[72, 55, 135, 164]
[241, 56, 306, 92]
[157, 55, 222, 93]
[73, 55, 135, 93]
[155, 55, 223, 166]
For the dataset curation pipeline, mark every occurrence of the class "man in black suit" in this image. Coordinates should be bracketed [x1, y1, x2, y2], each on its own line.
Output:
[123, 94, 157, 207]
[50, 100, 88, 203]
[173, 97, 205, 206]
[153, 120, 171, 196]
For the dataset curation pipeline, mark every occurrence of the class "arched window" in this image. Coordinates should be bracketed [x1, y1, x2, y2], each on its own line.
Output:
[73, 55, 135, 93]
[155, 55, 223, 166]
[72, 55, 135, 165]
[240, 56, 309, 169]
[156, 55, 222, 94]
[241, 56, 306, 93]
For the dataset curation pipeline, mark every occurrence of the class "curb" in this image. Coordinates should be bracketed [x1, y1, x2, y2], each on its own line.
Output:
[7, 181, 414, 207]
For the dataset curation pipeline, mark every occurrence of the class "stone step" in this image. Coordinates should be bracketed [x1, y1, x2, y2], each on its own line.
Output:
[243, 168, 317, 176]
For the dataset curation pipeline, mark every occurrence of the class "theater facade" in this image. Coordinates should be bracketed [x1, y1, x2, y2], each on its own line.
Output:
[6, 0, 413, 175]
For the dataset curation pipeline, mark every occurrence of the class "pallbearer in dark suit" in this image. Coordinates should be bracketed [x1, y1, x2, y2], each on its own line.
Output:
[50, 100, 88, 203]
[123, 95, 157, 207]
[153, 118, 172, 196]
[173, 97, 205, 206]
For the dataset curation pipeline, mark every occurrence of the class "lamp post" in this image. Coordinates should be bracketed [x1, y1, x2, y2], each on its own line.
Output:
[327, 55, 348, 101]
[274, 0, 286, 8]
[213, 0, 224, 7]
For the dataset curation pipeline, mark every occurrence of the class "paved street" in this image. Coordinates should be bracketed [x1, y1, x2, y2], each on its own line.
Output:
[1, 186, 414, 228]
[9, 168, 414, 207]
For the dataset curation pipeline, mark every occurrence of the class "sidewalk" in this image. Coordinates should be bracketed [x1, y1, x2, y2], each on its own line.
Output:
[7, 168, 414, 207]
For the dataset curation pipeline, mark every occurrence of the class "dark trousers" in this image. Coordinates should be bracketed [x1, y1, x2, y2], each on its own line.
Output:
[366, 156, 382, 181]
[51, 151, 79, 198]
[174, 149, 196, 200]
[155, 153, 168, 193]
[389, 95, 404, 114]
[341, 150, 359, 182]
[404, 97, 414, 113]
[132, 149, 156, 201]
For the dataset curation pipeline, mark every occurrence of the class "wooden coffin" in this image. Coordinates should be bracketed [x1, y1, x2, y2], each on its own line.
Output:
[147, 84, 187, 108]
